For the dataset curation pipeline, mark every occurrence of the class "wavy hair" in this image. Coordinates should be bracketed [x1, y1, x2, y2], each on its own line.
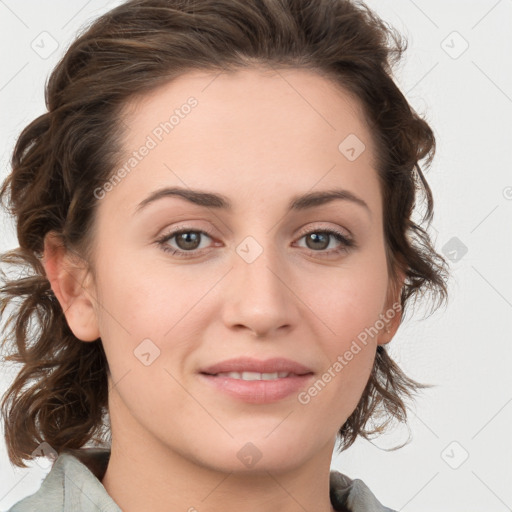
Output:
[0, 0, 448, 467]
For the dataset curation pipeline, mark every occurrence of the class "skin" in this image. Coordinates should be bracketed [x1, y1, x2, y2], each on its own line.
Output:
[42, 67, 404, 512]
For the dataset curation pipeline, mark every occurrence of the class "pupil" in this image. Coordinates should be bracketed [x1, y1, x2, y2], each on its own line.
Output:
[178, 232, 200, 250]
[308, 233, 328, 250]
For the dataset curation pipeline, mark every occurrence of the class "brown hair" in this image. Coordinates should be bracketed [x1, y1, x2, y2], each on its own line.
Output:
[0, 0, 448, 467]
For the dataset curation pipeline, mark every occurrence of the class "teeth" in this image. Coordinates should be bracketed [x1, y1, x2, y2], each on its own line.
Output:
[216, 371, 291, 380]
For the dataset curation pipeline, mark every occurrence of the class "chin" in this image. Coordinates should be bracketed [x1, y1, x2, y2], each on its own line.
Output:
[183, 430, 322, 475]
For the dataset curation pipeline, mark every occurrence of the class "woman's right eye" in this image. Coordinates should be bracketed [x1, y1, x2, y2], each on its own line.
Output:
[155, 229, 215, 258]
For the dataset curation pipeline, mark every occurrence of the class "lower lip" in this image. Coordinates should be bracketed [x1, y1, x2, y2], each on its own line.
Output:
[198, 373, 314, 404]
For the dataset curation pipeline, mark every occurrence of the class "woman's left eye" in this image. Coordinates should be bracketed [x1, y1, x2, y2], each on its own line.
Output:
[155, 228, 354, 258]
[295, 229, 355, 255]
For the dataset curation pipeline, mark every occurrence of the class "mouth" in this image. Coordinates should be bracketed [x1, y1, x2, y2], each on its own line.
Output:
[198, 357, 315, 404]
[210, 371, 297, 381]
[199, 356, 314, 376]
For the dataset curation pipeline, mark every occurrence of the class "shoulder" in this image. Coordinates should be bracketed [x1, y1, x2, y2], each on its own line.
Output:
[330, 470, 396, 512]
[7, 450, 394, 512]
[6, 448, 120, 512]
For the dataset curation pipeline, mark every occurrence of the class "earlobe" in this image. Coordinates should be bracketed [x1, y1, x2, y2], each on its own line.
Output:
[42, 231, 100, 342]
[377, 269, 406, 346]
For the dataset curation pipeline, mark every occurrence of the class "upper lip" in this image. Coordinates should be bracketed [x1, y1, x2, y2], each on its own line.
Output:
[200, 357, 314, 376]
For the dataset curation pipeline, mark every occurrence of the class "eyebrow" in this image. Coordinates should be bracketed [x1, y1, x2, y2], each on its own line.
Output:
[134, 186, 371, 216]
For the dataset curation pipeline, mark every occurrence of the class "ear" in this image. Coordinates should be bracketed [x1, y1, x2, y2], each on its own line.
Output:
[377, 269, 405, 346]
[41, 231, 100, 342]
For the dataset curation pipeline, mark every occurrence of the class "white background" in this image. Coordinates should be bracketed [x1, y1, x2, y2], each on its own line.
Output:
[1, 1, 511, 510]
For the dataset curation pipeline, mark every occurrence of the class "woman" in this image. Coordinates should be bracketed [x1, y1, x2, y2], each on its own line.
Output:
[0, 0, 448, 510]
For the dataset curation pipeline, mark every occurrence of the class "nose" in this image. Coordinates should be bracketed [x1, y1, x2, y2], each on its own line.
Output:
[221, 240, 300, 338]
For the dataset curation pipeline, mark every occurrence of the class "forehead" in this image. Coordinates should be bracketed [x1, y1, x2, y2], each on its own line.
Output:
[102, 67, 380, 217]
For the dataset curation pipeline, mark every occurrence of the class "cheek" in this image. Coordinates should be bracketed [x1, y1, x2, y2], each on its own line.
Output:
[297, 278, 382, 428]
[94, 250, 193, 334]
[307, 258, 389, 343]
[299, 254, 388, 403]
[92, 253, 208, 379]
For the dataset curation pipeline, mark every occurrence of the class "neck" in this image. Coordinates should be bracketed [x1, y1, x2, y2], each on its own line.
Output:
[101, 392, 337, 512]
[102, 448, 336, 512]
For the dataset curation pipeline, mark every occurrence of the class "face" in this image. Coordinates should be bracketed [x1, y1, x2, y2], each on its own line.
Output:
[51, 67, 401, 474]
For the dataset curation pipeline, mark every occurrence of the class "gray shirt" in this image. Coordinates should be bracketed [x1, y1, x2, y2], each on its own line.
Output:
[6, 449, 396, 511]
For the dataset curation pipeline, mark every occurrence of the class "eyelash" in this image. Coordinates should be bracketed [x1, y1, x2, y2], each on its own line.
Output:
[155, 226, 355, 259]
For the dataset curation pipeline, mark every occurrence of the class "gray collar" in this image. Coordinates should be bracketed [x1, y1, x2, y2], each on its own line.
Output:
[8, 448, 394, 512]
